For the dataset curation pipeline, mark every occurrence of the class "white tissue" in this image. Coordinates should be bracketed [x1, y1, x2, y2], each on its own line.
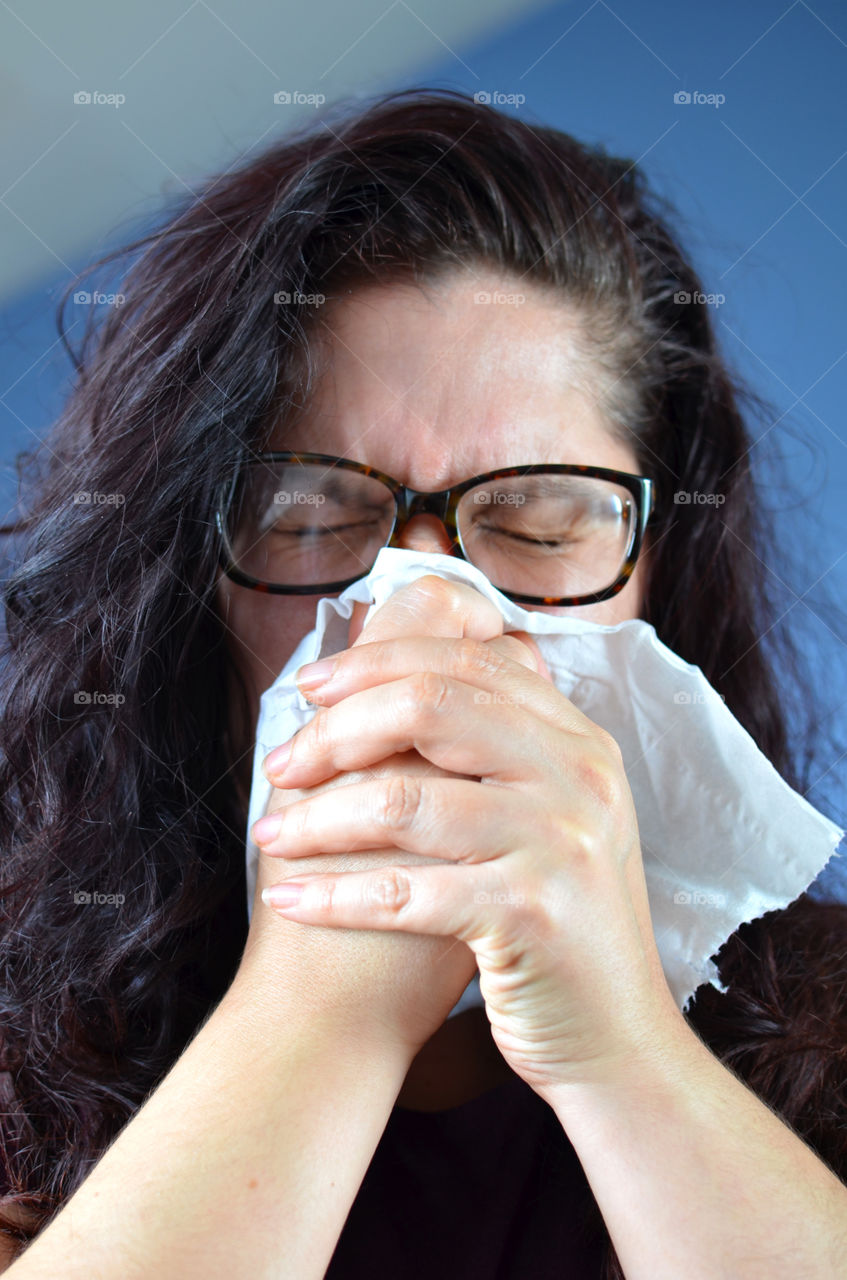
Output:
[245, 548, 843, 1014]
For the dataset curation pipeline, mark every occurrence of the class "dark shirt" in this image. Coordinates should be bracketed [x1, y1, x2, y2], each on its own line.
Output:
[325, 1073, 607, 1278]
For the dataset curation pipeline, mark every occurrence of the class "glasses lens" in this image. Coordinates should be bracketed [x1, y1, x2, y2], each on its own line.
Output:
[225, 461, 395, 587]
[457, 473, 637, 599]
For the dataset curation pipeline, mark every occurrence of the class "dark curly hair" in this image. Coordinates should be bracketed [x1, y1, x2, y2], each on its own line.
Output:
[1, 88, 844, 1277]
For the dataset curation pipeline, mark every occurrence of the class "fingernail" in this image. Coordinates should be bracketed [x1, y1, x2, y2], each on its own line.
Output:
[264, 740, 293, 776]
[252, 813, 283, 845]
[262, 883, 305, 910]
[296, 656, 338, 691]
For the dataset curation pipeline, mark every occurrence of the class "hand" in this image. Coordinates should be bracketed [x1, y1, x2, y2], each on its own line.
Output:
[253, 574, 687, 1098]
[243, 579, 540, 1059]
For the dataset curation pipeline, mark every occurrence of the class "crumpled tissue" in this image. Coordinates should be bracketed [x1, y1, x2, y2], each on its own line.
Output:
[245, 548, 843, 1014]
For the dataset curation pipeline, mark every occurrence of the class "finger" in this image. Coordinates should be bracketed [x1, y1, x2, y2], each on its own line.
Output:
[351, 575, 507, 646]
[252, 775, 550, 865]
[505, 631, 552, 682]
[263, 672, 608, 790]
[489, 633, 545, 673]
[295, 633, 549, 708]
[260, 863, 522, 953]
[290, 632, 590, 745]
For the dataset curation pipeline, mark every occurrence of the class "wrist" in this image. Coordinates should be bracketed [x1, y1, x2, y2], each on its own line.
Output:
[536, 1005, 707, 1123]
[226, 942, 419, 1077]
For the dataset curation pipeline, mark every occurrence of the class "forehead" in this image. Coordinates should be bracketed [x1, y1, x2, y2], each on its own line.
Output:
[271, 273, 640, 485]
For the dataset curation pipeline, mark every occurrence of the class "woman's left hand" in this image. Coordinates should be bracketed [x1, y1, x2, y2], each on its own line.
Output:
[252, 575, 688, 1099]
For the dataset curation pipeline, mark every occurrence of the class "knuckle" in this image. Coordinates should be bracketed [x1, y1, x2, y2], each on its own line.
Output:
[406, 669, 452, 717]
[314, 878, 339, 912]
[380, 774, 424, 832]
[305, 709, 334, 757]
[413, 574, 463, 614]
[593, 725, 623, 763]
[454, 637, 507, 681]
[574, 751, 624, 812]
[493, 634, 538, 670]
[369, 869, 412, 913]
[550, 813, 599, 869]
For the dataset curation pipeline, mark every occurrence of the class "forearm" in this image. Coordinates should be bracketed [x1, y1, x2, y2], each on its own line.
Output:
[11, 971, 410, 1280]
[547, 1023, 847, 1280]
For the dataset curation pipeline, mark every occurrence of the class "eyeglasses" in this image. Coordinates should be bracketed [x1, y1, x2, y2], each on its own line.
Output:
[215, 452, 654, 606]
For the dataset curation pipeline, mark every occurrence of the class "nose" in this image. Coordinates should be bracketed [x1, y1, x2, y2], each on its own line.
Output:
[393, 513, 455, 556]
[347, 514, 456, 646]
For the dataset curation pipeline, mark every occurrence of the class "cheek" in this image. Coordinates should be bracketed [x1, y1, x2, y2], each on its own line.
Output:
[523, 557, 646, 626]
[216, 579, 323, 702]
[577, 566, 645, 625]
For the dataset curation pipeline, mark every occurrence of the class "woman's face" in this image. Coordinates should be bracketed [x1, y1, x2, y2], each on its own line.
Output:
[217, 271, 648, 783]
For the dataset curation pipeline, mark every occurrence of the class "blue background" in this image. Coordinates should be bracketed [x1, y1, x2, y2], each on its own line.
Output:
[1, 1, 845, 894]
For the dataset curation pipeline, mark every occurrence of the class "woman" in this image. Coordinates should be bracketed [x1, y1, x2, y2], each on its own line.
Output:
[1, 88, 845, 1278]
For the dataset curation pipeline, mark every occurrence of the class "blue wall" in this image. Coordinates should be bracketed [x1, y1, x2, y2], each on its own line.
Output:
[5, 3, 845, 568]
[2, 1, 845, 864]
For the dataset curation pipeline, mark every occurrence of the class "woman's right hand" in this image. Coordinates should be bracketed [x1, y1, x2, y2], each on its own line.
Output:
[236, 588, 544, 1061]
[239, 747, 480, 1060]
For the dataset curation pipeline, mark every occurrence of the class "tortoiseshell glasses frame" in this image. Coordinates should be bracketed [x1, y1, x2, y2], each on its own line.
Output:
[215, 451, 655, 607]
